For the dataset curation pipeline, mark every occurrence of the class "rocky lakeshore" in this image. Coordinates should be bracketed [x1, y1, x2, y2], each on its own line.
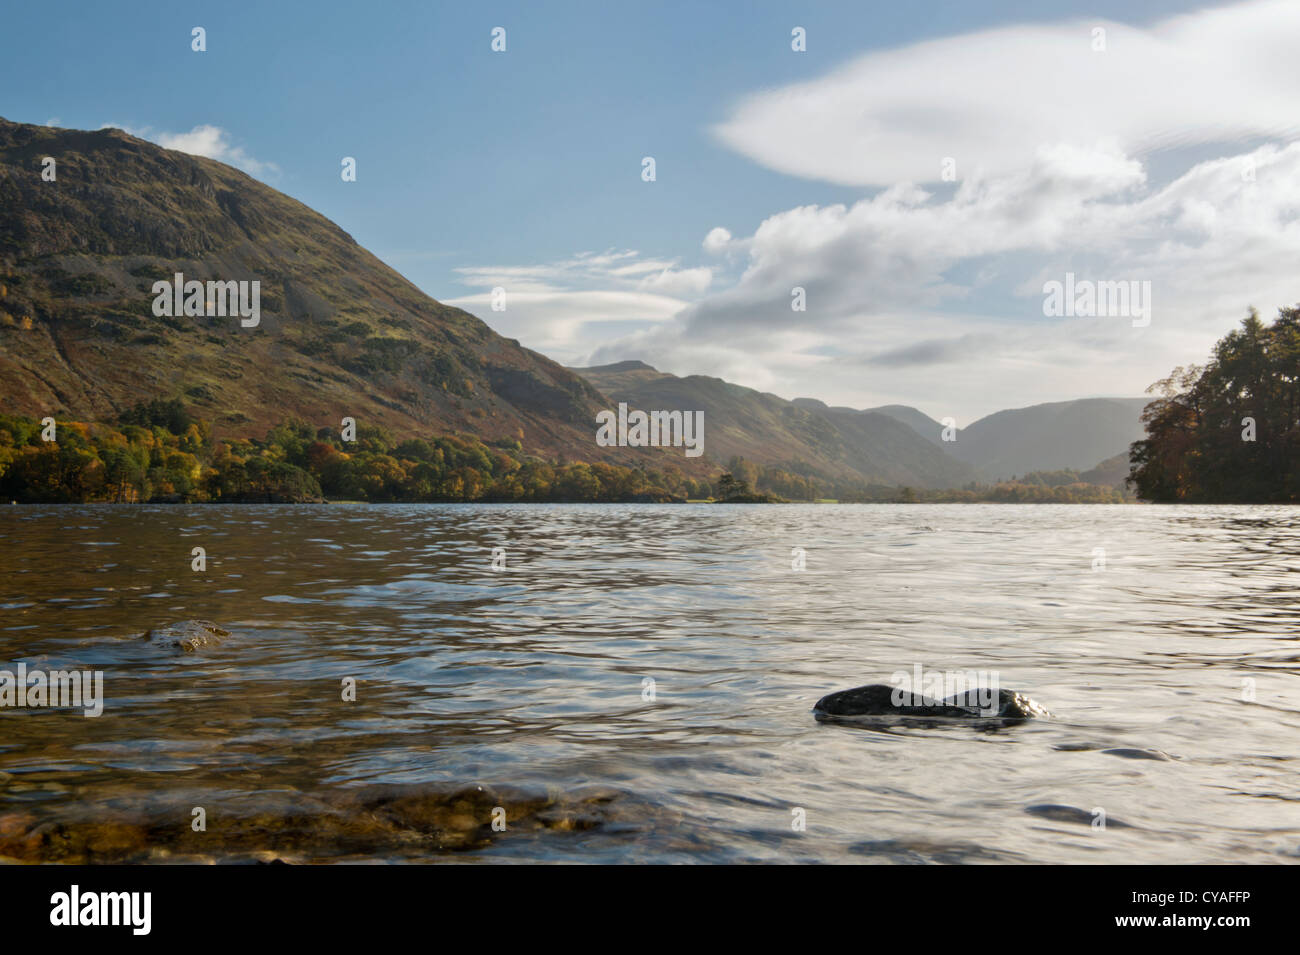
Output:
[0, 782, 676, 864]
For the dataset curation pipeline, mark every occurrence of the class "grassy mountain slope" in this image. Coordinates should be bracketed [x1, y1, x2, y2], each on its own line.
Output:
[861, 404, 947, 445]
[0, 117, 691, 471]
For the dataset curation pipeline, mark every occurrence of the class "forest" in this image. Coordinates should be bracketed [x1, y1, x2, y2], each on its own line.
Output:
[0, 399, 714, 504]
[1128, 306, 1300, 502]
[0, 399, 1134, 505]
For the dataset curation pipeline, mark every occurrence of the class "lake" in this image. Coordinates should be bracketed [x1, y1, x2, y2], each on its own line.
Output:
[0, 503, 1297, 863]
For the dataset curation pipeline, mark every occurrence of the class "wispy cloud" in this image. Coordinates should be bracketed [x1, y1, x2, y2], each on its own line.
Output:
[444, 250, 711, 363]
[453, 250, 711, 296]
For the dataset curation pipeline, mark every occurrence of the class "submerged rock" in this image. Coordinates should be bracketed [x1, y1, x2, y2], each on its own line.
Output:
[0, 783, 673, 864]
[144, 620, 230, 652]
[813, 683, 1051, 723]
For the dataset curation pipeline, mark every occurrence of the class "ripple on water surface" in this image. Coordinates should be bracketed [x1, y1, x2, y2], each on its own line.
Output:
[0, 503, 1298, 863]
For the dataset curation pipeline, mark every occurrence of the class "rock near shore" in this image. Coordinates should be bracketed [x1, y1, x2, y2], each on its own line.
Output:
[144, 620, 230, 652]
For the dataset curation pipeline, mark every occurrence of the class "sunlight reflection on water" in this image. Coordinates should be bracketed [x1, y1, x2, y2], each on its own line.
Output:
[0, 502, 1297, 863]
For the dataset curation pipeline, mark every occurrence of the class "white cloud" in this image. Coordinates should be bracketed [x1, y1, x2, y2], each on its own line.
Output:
[636, 266, 712, 297]
[450, 1, 1300, 420]
[703, 227, 733, 254]
[713, 0, 1300, 186]
[443, 250, 707, 364]
[101, 123, 278, 178]
[443, 289, 691, 363]
[589, 138, 1300, 418]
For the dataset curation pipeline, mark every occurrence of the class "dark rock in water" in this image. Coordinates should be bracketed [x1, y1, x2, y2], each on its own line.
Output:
[943, 687, 1051, 719]
[144, 620, 230, 652]
[814, 684, 972, 720]
[813, 683, 1051, 723]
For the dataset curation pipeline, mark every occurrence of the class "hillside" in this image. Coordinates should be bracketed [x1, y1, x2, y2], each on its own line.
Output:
[1080, 452, 1131, 488]
[946, 398, 1149, 480]
[861, 398, 1148, 479]
[572, 356, 1146, 489]
[861, 404, 947, 445]
[572, 362, 974, 490]
[0, 117, 692, 471]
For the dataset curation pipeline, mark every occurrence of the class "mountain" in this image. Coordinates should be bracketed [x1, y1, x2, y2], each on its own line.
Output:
[572, 362, 974, 489]
[861, 404, 947, 445]
[572, 355, 1145, 489]
[0, 117, 691, 471]
[945, 398, 1150, 480]
[861, 398, 1149, 479]
[1080, 452, 1131, 487]
[0, 117, 1150, 490]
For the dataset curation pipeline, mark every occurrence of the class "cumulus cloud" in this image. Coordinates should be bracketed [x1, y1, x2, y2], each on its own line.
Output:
[598, 139, 1300, 419]
[703, 227, 733, 254]
[635, 266, 713, 298]
[101, 123, 278, 178]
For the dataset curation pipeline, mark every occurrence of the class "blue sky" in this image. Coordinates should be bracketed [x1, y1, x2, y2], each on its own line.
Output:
[4, 0, 1299, 420]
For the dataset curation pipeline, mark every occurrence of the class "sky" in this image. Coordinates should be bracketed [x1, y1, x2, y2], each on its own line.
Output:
[4, 0, 1300, 423]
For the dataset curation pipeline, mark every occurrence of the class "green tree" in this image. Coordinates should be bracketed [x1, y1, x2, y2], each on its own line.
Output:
[1130, 306, 1300, 502]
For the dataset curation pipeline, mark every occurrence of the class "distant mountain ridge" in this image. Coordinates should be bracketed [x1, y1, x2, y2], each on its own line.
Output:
[825, 398, 1147, 480]
[944, 398, 1150, 480]
[578, 361, 1148, 488]
[573, 362, 975, 490]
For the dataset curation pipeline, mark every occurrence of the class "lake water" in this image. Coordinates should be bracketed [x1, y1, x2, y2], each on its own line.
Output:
[0, 503, 1297, 864]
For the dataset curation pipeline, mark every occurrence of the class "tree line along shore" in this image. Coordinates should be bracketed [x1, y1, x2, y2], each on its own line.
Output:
[0, 400, 1126, 505]
[4, 308, 1292, 505]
